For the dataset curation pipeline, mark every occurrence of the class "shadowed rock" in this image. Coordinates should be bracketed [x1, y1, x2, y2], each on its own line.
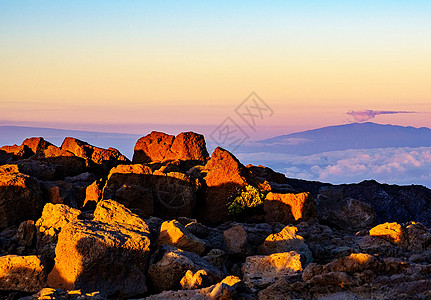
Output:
[0, 255, 46, 292]
[264, 192, 316, 224]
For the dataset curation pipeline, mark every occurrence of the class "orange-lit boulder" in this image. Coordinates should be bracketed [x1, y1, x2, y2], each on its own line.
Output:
[264, 192, 316, 224]
[148, 245, 223, 292]
[36, 203, 81, 260]
[0, 255, 46, 292]
[259, 225, 313, 265]
[47, 218, 151, 297]
[201, 147, 258, 222]
[157, 220, 206, 255]
[242, 251, 303, 290]
[0, 144, 33, 159]
[22, 137, 53, 154]
[369, 222, 407, 245]
[132, 131, 209, 163]
[180, 269, 211, 290]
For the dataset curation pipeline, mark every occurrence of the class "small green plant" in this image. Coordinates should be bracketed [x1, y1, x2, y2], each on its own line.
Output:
[228, 185, 265, 216]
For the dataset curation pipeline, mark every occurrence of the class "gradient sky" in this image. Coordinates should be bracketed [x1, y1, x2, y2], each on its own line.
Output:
[1, 1, 430, 138]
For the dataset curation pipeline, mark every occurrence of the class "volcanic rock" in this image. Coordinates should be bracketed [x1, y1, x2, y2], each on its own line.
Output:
[0, 170, 43, 228]
[22, 137, 53, 154]
[223, 225, 249, 255]
[148, 245, 223, 292]
[22, 288, 107, 300]
[47, 218, 151, 297]
[264, 192, 316, 224]
[35, 203, 81, 260]
[0, 255, 46, 293]
[369, 222, 407, 245]
[242, 251, 303, 290]
[201, 147, 258, 223]
[259, 225, 313, 265]
[180, 269, 212, 290]
[132, 131, 209, 164]
[157, 220, 206, 255]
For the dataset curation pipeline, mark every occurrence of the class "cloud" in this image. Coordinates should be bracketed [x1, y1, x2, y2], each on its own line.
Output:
[237, 147, 431, 188]
[346, 109, 417, 122]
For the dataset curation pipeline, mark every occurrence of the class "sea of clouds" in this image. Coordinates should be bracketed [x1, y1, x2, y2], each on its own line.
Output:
[237, 146, 431, 188]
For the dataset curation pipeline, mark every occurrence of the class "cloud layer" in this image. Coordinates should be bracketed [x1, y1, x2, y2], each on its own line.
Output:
[346, 110, 416, 122]
[238, 146, 431, 188]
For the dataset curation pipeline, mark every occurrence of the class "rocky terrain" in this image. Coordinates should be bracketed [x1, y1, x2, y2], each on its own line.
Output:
[0, 131, 431, 299]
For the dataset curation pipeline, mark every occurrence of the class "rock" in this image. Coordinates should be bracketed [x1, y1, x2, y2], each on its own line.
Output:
[180, 269, 211, 290]
[0, 144, 33, 159]
[259, 225, 313, 265]
[202, 249, 227, 272]
[145, 276, 248, 300]
[47, 218, 151, 297]
[83, 180, 103, 208]
[317, 186, 376, 230]
[223, 225, 249, 255]
[201, 147, 258, 222]
[22, 137, 53, 154]
[264, 192, 316, 224]
[0, 170, 43, 228]
[405, 222, 431, 250]
[242, 251, 303, 290]
[103, 168, 197, 219]
[35, 203, 81, 260]
[61, 137, 129, 174]
[369, 222, 407, 245]
[93, 199, 150, 233]
[0, 255, 46, 293]
[14, 220, 35, 247]
[132, 131, 209, 163]
[157, 220, 206, 255]
[15, 160, 64, 181]
[23, 288, 107, 300]
[148, 245, 223, 292]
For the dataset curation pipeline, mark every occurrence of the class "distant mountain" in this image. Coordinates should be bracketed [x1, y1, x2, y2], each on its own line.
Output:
[239, 122, 431, 155]
[0, 126, 141, 159]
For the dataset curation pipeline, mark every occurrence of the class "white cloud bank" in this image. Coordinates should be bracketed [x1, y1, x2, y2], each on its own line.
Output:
[237, 147, 431, 188]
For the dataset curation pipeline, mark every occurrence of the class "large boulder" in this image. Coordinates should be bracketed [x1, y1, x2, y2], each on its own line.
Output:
[264, 192, 316, 224]
[0, 169, 44, 228]
[132, 131, 209, 164]
[157, 220, 206, 255]
[35, 203, 81, 260]
[148, 245, 223, 292]
[259, 225, 313, 265]
[200, 147, 258, 222]
[369, 222, 407, 245]
[0, 255, 46, 293]
[47, 218, 151, 297]
[22, 137, 53, 154]
[61, 137, 129, 174]
[242, 251, 303, 290]
[0, 144, 33, 160]
[102, 166, 197, 219]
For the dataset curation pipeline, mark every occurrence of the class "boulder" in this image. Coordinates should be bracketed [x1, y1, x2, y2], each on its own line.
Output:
[157, 220, 206, 255]
[41, 181, 78, 207]
[242, 251, 303, 290]
[61, 137, 129, 174]
[22, 137, 53, 154]
[405, 222, 431, 251]
[47, 218, 151, 297]
[223, 225, 249, 255]
[0, 255, 46, 293]
[15, 160, 64, 181]
[180, 269, 211, 290]
[264, 192, 316, 224]
[148, 245, 223, 292]
[201, 147, 258, 222]
[35, 203, 81, 260]
[132, 131, 209, 164]
[259, 225, 313, 265]
[0, 144, 33, 159]
[369, 222, 407, 245]
[102, 168, 197, 219]
[145, 276, 248, 300]
[93, 199, 150, 233]
[0, 170, 43, 228]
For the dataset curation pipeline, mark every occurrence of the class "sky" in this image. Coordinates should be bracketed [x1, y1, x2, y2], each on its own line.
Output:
[1, 0, 431, 139]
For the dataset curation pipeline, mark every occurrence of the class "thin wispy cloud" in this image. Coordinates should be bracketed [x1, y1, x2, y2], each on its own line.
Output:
[346, 109, 417, 122]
